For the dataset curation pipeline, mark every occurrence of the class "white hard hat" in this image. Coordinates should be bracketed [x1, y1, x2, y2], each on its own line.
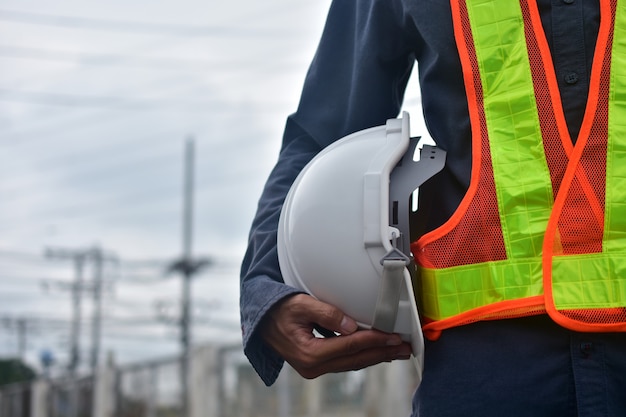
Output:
[277, 112, 445, 380]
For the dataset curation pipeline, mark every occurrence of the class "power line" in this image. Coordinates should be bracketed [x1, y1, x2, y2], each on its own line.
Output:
[0, 134, 272, 202]
[0, 0, 325, 140]
[0, 44, 302, 72]
[0, 87, 157, 109]
[0, 249, 236, 273]
[0, 8, 288, 38]
[0, 47, 294, 140]
[0, 36, 215, 137]
[0, 289, 57, 300]
[0, 313, 220, 330]
[0, 87, 292, 110]
[0, 142, 181, 194]
[0, 249, 47, 263]
[0, 32, 306, 146]
[0, 97, 173, 142]
[0, 96, 275, 177]
[0, 243, 238, 368]
[0, 164, 270, 228]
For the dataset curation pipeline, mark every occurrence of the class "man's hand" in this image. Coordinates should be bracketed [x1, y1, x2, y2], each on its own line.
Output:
[261, 293, 413, 379]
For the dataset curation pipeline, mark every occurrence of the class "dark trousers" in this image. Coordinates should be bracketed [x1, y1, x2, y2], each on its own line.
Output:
[413, 315, 626, 416]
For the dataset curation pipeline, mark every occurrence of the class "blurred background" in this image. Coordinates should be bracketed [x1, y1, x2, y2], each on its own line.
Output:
[0, 1, 424, 416]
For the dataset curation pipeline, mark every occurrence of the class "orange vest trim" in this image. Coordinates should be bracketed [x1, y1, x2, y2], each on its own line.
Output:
[413, 0, 626, 340]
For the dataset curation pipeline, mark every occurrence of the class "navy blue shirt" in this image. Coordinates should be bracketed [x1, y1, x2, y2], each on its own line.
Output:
[240, 1, 626, 415]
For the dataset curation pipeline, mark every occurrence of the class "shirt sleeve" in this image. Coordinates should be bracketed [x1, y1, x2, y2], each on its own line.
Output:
[239, 0, 418, 386]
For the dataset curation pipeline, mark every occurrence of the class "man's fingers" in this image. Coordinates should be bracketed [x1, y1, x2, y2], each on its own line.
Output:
[262, 293, 412, 378]
[288, 294, 358, 335]
[286, 328, 409, 371]
[308, 328, 403, 361]
[283, 296, 406, 362]
[294, 339, 413, 379]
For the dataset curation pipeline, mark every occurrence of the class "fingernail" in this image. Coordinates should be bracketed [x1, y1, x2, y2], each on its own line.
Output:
[398, 345, 413, 356]
[341, 316, 358, 334]
[394, 345, 412, 360]
[386, 336, 402, 346]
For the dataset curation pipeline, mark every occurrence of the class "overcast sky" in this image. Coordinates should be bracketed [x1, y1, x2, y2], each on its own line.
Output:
[0, 0, 426, 374]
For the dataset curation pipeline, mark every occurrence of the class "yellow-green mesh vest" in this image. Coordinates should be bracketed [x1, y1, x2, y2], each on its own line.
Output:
[412, 0, 626, 339]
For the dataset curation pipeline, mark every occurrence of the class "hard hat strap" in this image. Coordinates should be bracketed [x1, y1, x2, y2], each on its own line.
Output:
[372, 242, 410, 333]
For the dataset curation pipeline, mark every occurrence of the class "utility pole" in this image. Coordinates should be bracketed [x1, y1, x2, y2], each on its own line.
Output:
[181, 138, 194, 413]
[46, 246, 115, 417]
[90, 247, 104, 374]
[167, 138, 210, 417]
[45, 248, 90, 376]
[45, 248, 92, 417]
[16, 318, 26, 358]
[45, 246, 115, 374]
[70, 255, 85, 376]
[0, 317, 30, 359]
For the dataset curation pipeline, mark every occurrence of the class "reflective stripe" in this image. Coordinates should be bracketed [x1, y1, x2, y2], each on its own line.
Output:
[467, 0, 553, 259]
[419, 0, 551, 323]
[605, 3, 626, 252]
[420, 259, 543, 321]
[544, 0, 626, 332]
[552, 254, 626, 309]
[417, 0, 626, 335]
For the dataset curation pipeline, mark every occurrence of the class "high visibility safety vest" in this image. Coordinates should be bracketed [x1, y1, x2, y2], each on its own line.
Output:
[412, 0, 626, 340]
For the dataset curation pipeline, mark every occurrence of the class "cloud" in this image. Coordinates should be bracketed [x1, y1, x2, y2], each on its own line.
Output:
[0, 0, 331, 369]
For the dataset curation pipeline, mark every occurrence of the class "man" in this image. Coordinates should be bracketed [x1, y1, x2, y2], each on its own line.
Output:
[240, 1, 626, 415]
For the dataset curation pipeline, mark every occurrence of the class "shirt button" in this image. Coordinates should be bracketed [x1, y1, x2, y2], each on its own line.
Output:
[564, 72, 579, 85]
[580, 342, 593, 356]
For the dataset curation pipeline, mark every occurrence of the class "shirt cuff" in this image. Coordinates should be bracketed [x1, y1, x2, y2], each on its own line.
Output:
[240, 275, 303, 386]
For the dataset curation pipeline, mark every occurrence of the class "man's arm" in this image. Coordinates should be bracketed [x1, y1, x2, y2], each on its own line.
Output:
[239, 0, 418, 386]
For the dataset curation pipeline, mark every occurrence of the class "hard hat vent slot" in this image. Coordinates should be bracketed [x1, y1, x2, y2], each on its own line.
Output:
[392, 200, 399, 225]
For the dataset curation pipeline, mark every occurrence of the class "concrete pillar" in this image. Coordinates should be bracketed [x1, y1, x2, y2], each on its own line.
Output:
[276, 366, 291, 417]
[92, 351, 116, 417]
[384, 361, 413, 417]
[30, 379, 50, 417]
[365, 362, 415, 417]
[364, 364, 385, 417]
[305, 372, 322, 417]
[189, 345, 220, 417]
